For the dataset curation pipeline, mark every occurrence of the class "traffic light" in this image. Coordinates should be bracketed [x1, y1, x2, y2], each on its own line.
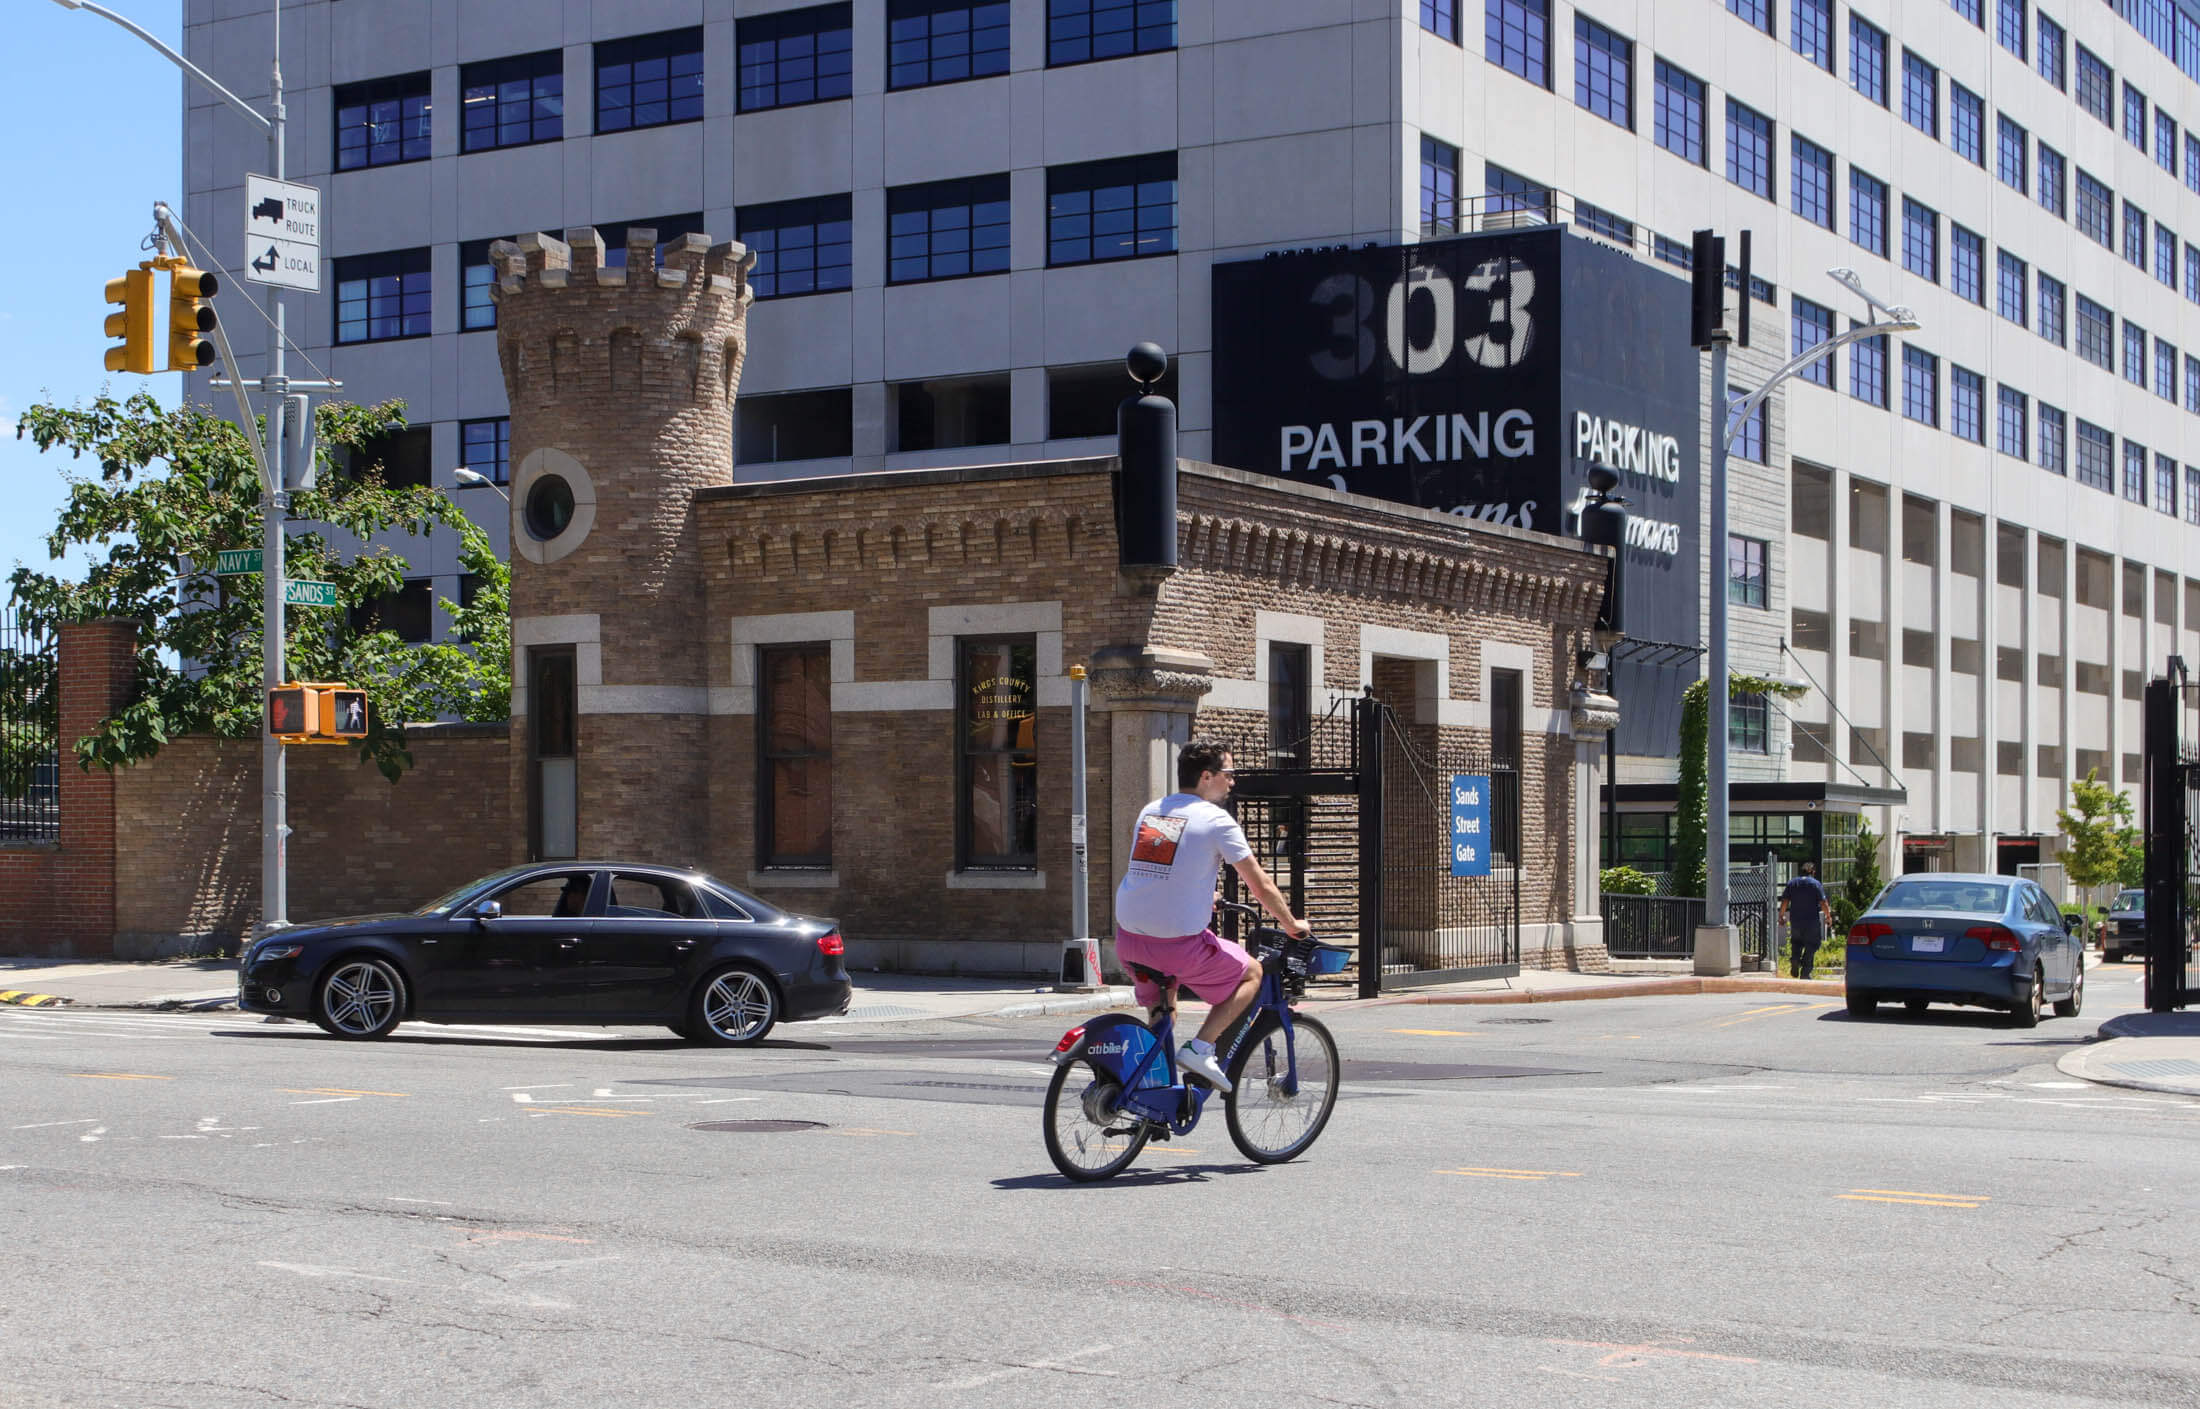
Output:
[269, 684, 370, 743]
[103, 267, 155, 374]
[166, 266, 218, 371]
[327, 688, 369, 739]
[268, 685, 311, 741]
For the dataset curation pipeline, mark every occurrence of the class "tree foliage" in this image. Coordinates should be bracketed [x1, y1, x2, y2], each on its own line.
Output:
[1669, 674, 1808, 899]
[1600, 864, 1657, 895]
[11, 391, 509, 782]
[1843, 819, 1884, 913]
[2058, 768, 2139, 893]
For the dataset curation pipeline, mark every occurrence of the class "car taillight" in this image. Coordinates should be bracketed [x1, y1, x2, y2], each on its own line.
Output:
[1848, 922, 1892, 946]
[1054, 1025, 1085, 1054]
[1966, 925, 2022, 952]
[816, 930, 844, 957]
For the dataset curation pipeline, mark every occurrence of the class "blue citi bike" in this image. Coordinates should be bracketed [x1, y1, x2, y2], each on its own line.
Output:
[1042, 901, 1341, 1181]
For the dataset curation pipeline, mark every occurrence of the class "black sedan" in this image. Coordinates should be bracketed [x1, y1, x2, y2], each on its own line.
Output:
[237, 862, 852, 1044]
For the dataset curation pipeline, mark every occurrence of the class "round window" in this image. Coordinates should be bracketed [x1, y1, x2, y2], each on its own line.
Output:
[524, 474, 576, 541]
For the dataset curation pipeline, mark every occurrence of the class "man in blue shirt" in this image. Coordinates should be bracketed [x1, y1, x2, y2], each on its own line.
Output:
[1779, 860, 1836, 979]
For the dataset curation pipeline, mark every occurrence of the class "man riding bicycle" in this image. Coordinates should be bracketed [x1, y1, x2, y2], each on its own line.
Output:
[1113, 738, 1309, 1093]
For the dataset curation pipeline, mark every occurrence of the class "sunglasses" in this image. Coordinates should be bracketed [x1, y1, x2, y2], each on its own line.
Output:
[1212, 767, 1237, 779]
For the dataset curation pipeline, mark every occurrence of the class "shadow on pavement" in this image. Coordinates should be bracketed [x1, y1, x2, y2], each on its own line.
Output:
[205, 1027, 835, 1053]
[992, 1163, 1271, 1191]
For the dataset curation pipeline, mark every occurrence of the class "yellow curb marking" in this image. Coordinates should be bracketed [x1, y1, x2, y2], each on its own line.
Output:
[0, 992, 66, 1007]
[1438, 1166, 1582, 1181]
[71, 1073, 172, 1081]
[1839, 1187, 1988, 1209]
[1388, 1028, 1485, 1037]
[279, 1087, 408, 1098]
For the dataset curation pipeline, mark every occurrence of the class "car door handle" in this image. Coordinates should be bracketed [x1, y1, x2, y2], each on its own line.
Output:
[672, 939, 698, 951]
[557, 938, 582, 949]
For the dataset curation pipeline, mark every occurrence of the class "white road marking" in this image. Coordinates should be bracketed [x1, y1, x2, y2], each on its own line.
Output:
[11, 1119, 99, 1130]
[388, 1197, 455, 1206]
[257, 1261, 421, 1286]
[2029, 1081, 2089, 1089]
[290, 1097, 360, 1105]
[693, 1097, 761, 1105]
[501, 1084, 574, 1092]
[79, 1127, 105, 1143]
[939, 1344, 1120, 1391]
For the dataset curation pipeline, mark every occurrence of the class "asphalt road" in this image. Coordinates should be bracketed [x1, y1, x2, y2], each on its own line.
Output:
[2, 960, 2194, 1408]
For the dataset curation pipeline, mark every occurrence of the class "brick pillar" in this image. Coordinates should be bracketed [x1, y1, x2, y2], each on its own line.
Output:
[50, 619, 137, 957]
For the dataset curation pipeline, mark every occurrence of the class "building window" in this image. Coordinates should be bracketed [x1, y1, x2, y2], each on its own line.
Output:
[1950, 366, 1984, 444]
[1997, 0, 2028, 57]
[1420, 136, 1460, 235]
[1902, 345, 1939, 426]
[1793, 0, 1832, 68]
[2124, 202, 2149, 267]
[1268, 642, 1313, 768]
[1849, 14, 1887, 104]
[2188, 353, 2200, 413]
[2036, 143, 2065, 217]
[458, 236, 510, 331]
[738, 387, 854, 464]
[889, 1, 1011, 89]
[1048, 0, 1174, 66]
[1902, 50, 1937, 135]
[1730, 693, 1769, 753]
[2075, 294, 2112, 368]
[1489, 668, 1522, 864]
[459, 417, 510, 485]
[2037, 403, 2066, 475]
[2158, 453, 2180, 517]
[737, 4, 854, 112]
[2037, 12, 2065, 88]
[888, 174, 1011, 283]
[2075, 170, 2112, 246]
[1949, 82, 1983, 163]
[1996, 385, 2028, 459]
[334, 72, 431, 170]
[957, 637, 1037, 869]
[351, 578, 434, 644]
[334, 248, 431, 344]
[346, 424, 432, 492]
[1653, 62, 1707, 169]
[460, 50, 563, 152]
[1726, 99, 1774, 199]
[1574, 201, 1634, 246]
[757, 645, 832, 868]
[1728, 534, 1768, 607]
[1851, 327, 1887, 408]
[2157, 228, 2179, 286]
[1485, 163, 1552, 221]
[1790, 135, 1833, 228]
[1901, 198, 1938, 280]
[1486, 0, 1551, 87]
[1996, 250, 2027, 325]
[1048, 153, 1175, 266]
[2188, 467, 2200, 526]
[2157, 110, 2179, 174]
[1574, 15, 1633, 128]
[2124, 440, 2149, 504]
[740, 195, 854, 298]
[1793, 297, 1835, 386]
[1949, 225, 1983, 303]
[891, 373, 1011, 452]
[2189, 133, 2200, 196]
[2125, 83, 2148, 149]
[595, 27, 703, 133]
[1729, 391, 1767, 461]
[1728, 0, 1773, 36]
[2076, 44, 2113, 124]
[1951, 0, 1982, 26]
[1997, 114, 2028, 193]
[2075, 419, 2113, 491]
[1849, 169, 1887, 257]
[2124, 322, 2148, 386]
[1420, 1, 1460, 43]
[1653, 233, 1693, 269]
[2156, 340, 2179, 401]
[2036, 272, 2065, 345]
[2189, 244, 2200, 303]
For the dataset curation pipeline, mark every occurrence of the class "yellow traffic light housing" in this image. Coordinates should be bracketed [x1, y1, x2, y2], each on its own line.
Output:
[326, 688, 369, 740]
[268, 683, 371, 743]
[268, 685, 312, 742]
[103, 268, 155, 375]
[166, 266, 219, 371]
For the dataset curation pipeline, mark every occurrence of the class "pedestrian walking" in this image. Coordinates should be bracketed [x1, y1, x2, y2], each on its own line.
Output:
[1779, 861, 1836, 980]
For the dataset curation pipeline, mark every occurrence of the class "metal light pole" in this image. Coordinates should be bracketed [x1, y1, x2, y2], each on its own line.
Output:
[1061, 664, 1097, 990]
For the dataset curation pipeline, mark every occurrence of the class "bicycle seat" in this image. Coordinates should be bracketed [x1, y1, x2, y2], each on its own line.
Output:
[1126, 962, 1177, 988]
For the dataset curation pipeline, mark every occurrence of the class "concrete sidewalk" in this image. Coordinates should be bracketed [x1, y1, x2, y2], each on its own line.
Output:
[2057, 1009, 2200, 1097]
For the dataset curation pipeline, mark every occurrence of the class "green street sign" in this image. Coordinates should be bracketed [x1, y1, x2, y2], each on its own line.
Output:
[283, 580, 339, 608]
[215, 549, 263, 575]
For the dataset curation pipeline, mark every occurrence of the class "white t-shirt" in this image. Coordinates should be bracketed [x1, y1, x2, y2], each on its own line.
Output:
[1112, 794, 1253, 939]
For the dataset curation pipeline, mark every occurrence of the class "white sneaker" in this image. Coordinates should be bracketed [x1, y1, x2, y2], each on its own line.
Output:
[1178, 1043, 1232, 1093]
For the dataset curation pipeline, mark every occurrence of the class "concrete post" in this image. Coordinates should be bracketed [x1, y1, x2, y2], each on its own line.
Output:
[1088, 645, 1214, 977]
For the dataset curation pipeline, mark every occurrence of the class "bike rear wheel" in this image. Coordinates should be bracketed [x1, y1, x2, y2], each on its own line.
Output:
[1042, 1060, 1150, 1182]
[1224, 1012, 1339, 1164]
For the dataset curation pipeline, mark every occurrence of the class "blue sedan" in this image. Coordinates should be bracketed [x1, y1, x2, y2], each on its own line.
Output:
[1844, 872, 2085, 1028]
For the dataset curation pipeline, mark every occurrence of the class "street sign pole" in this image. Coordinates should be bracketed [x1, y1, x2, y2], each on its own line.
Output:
[262, 0, 290, 934]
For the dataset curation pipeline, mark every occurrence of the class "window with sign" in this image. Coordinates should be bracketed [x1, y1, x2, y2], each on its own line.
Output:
[958, 638, 1037, 869]
[1489, 668, 1521, 865]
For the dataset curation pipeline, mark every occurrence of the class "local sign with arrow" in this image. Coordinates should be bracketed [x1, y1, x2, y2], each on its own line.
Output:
[244, 174, 321, 292]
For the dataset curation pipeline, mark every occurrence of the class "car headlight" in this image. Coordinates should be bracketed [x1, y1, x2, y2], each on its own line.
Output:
[253, 943, 304, 963]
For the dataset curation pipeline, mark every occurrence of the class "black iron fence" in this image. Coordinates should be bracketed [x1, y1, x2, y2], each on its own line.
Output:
[1602, 893, 1770, 964]
[0, 610, 59, 843]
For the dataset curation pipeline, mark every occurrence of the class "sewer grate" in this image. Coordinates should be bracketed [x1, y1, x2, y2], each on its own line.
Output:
[2104, 1058, 2200, 1079]
[689, 1119, 828, 1133]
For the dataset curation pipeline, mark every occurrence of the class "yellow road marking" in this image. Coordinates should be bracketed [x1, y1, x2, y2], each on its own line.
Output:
[0, 991, 66, 1007]
[1438, 1166, 1583, 1181]
[1839, 1194, 1982, 1208]
[279, 1087, 408, 1098]
[1852, 1187, 1991, 1201]
[1142, 1145, 1201, 1155]
[70, 1073, 171, 1081]
[1710, 1001, 1841, 1028]
[1840, 1187, 1989, 1209]
[1388, 1028, 1484, 1037]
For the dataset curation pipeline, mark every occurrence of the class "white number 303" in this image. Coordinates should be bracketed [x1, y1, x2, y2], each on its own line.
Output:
[1306, 257, 1539, 381]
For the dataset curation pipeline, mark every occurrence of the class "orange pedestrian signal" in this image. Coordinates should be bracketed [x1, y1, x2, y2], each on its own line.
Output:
[268, 685, 311, 741]
[268, 683, 370, 743]
[327, 688, 369, 739]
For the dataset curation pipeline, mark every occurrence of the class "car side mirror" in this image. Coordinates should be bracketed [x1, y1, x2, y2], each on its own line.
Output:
[2062, 914, 2080, 936]
[472, 900, 502, 922]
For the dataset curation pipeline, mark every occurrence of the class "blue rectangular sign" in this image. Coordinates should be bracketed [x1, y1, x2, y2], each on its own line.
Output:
[1450, 774, 1491, 877]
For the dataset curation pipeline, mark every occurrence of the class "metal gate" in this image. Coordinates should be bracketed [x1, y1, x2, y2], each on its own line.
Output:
[2142, 663, 2200, 1011]
[1220, 693, 1520, 998]
[0, 609, 59, 843]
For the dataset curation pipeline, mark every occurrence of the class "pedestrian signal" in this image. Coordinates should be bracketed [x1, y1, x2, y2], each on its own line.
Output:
[328, 688, 369, 739]
[268, 683, 370, 743]
[268, 685, 311, 741]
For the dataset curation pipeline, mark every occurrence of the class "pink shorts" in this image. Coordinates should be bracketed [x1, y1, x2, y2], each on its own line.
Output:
[1115, 926, 1258, 1007]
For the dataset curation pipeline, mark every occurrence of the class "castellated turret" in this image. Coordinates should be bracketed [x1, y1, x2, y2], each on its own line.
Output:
[491, 227, 754, 866]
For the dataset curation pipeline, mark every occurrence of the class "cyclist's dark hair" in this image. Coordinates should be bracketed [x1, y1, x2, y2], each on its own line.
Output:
[1178, 738, 1232, 790]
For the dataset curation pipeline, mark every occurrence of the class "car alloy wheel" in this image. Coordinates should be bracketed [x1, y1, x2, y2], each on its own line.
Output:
[693, 966, 780, 1045]
[2054, 965, 2084, 1019]
[314, 958, 404, 1039]
[2008, 966, 2043, 1029]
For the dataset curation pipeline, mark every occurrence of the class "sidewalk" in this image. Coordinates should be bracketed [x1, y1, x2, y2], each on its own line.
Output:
[2057, 1009, 2200, 1097]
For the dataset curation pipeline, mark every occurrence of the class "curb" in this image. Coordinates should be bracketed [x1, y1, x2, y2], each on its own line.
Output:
[0, 991, 71, 1008]
[2053, 1040, 2200, 1098]
[1318, 975, 1846, 1011]
[987, 988, 1137, 1020]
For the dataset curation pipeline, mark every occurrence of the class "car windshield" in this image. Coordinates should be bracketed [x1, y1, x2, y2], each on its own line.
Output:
[1876, 878, 2009, 914]
[2111, 890, 2144, 912]
[414, 865, 539, 915]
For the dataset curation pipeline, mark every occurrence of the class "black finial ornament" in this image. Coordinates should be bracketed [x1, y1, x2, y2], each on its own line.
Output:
[1127, 340, 1169, 388]
[1116, 342, 1178, 573]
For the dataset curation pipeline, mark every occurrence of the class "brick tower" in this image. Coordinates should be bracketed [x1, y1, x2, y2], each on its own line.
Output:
[490, 227, 754, 865]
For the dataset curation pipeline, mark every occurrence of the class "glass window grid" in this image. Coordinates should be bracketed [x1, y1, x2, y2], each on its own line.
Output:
[2037, 144, 2065, 217]
[334, 248, 432, 344]
[1951, 365, 1985, 444]
[1998, 0, 2028, 57]
[1726, 99, 1775, 199]
[2159, 453, 2180, 516]
[1793, 297, 1836, 385]
[1900, 197, 1937, 279]
[1728, 534, 1769, 607]
[2189, 354, 2200, 412]
[1997, 114, 2028, 193]
[1048, 0, 1176, 66]
[1730, 392, 1768, 462]
[2125, 322, 2149, 385]
[1792, 135, 1834, 227]
[2037, 272, 2066, 345]
[1793, 0, 1833, 68]
[2158, 339, 2180, 400]
[1485, 163, 1553, 221]
[1848, 169, 1888, 256]
[594, 27, 704, 134]
[1654, 60, 1707, 165]
[1574, 200, 1635, 245]
[2076, 419, 2113, 490]
[2188, 133, 2200, 194]
[1950, 225, 1984, 303]
[737, 4, 855, 111]
[739, 194, 854, 298]
[1654, 233, 1694, 268]
[2189, 244, 2200, 302]
[1850, 14, 1888, 104]
[459, 417, 510, 485]
[1421, 135, 1461, 235]
[2188, 466, 2200, 525]
[1574, 14, 1633, 128]
[1729, 0, 1773, 35]
[1902, 344, 1940, 425]
[2159, 227, 2180, 286]
[1997, 250, 2028, 324]
[1902, 51, 1938, 135]
[1997, 385, 2029, 458]
[459, 236, 510, 331]
[2075, 170, 2113, 246]
[2076, 45, 2113, 123]
[1486, 0, 1551, 87]
[1420, 1, 1460, 42]
[2039, 403, 2068, 474]
[889, 1, 1011, 90]
[2124, 440, 2149, 503]
[334, 72, 432, 170]
[1852, 327, 1888, 407]
[2037, 12, 2066, 88]
[2125, 202, 2149, 267]
[1047, 152, 1177, 266]
[460, 50, 563, 152]
[2157, 110, 2179, 174]
[888, 174, 1012, 283]
[1950, 82, 1984, 163]
[2126, 83, 2149, 148]
[1952, 0, 1981, 24]
[2076, 294, 2114, 368]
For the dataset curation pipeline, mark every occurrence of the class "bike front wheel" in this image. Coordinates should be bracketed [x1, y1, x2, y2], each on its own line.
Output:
[1224, 1012, 1340, 1164]
[1042, 1060, 1150, 1182]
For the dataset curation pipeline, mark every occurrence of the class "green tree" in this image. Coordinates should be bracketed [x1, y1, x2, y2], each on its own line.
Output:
[11, 391, 509, 782]
[1844, 818, 1884, 913]
[1600, 864, 1657, 895]
[1670, 673, 1809, 899]
[2058, 768, 2138, 902]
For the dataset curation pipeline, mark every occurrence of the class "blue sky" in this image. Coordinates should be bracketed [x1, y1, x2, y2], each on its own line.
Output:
[1, 1, 185, 590]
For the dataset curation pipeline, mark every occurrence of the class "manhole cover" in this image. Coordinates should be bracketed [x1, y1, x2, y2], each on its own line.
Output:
[688, 1119, 828, 1133]
[1484, 1017, 1552, 1025]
